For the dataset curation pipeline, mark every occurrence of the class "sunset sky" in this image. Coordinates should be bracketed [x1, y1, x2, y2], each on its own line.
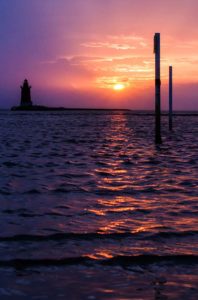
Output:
[1, 0, 198, 110]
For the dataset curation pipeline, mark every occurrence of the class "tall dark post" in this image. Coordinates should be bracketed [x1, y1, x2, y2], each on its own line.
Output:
[169, 66, 173, 130]
[154, 33, 162, 144]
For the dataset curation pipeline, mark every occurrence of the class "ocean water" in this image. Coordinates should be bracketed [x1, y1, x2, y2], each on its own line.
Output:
[0, 110, 198, 299]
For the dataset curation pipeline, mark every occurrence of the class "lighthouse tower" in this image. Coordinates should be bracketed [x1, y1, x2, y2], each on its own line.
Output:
[20, 79, 33, 107]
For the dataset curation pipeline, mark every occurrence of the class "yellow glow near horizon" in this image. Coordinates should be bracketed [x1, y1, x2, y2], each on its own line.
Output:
[113, 83, 125, 91]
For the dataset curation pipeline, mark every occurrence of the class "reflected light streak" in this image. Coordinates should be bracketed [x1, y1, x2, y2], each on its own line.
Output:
[98, 220, 126, 233]
[86, 251, 113, 260]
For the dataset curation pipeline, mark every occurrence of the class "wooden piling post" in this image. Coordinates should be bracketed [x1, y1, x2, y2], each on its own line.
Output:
[169, 66, 173, 130]
[154, 33, 162, 144]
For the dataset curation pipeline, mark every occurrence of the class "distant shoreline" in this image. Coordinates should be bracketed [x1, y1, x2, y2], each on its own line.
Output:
[11, 105, 131, 112]
[7, 106, 198, 116]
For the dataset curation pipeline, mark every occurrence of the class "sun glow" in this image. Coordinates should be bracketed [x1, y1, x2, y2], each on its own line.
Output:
[113, 83, 125, 91]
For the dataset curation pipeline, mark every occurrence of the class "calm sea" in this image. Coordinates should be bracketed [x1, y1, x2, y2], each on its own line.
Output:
[0, 110, 198, 299]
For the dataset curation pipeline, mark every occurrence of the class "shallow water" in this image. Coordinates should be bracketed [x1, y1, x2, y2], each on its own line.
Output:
[0, 111, 198, 299]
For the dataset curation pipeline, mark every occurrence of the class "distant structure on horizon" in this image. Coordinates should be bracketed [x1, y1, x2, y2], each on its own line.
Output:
[11, 79, 130, 111]
[20, 79, 33, 107]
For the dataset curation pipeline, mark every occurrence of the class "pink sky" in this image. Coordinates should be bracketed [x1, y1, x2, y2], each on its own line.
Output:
[0, 0, 198, 110]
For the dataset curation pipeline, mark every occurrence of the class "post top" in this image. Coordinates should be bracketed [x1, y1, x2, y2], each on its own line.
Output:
[154, 33, 160, 53]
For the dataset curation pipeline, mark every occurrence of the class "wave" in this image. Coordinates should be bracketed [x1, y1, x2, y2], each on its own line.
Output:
[0, 230, 197, 242]
[0, 254, 197, 268]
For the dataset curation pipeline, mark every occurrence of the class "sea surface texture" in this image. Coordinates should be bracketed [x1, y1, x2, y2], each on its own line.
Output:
[0, 110, 198, 299]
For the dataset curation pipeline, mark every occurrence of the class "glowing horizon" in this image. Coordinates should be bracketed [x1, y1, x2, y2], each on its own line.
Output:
[0, 0, 198, 110]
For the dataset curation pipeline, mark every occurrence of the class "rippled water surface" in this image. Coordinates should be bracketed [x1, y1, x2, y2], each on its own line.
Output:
[0, 111, 198, 299]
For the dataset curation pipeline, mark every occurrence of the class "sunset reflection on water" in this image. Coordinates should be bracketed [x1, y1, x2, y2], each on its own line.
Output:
[0, 112, 198, 299]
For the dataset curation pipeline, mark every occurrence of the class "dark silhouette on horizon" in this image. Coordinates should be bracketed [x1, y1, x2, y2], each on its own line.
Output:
[12, 80, 130, 111]
[20, 79, 33, 107]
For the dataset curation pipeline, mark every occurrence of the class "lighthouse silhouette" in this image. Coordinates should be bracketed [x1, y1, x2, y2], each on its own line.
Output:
[20, 79, 33, 107]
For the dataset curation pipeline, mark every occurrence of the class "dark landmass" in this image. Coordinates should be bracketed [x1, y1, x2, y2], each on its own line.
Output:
[10, 106, 198, 116]
[11, 105, 131, 112]
[11, 105, 75, 111]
